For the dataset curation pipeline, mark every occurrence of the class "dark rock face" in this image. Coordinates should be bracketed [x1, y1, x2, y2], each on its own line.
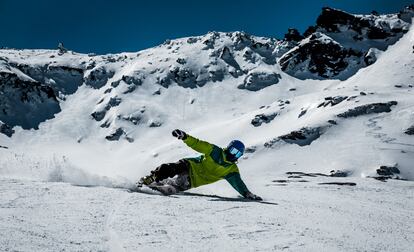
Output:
[187, 37, 199, 44]
[152, 89, 161, 95]
[279, 127, 324, 146]
[245, 146, 256, 153]
[298, 109, 307, 118]
[284, 28, 304, 42]
[13, 64, 84, 95]
[314, 7, 408, 40]
[90, 96, 122, 122]
[318, 96, 348, 107]
[285, 171, 329, 177]
[280, 33, 361, 79]
[316, 7, 389, 39]
[123, 85, 137, 94]
[315, 7, 356, 32]
[121, 75, 143, 87]
[231, 32, 254, 50]
[57, 42, 68, 55]
[105, 97, 122, 110]
[202, 32, 217, 50]
[318, 182, 356, 186]
[170, 67, 198, 87]
[238, 71, 281, 91]
[220, 47, 242, 77]
[243, 49, 256, 63]
[405, 125, 414, 135]
[265, 126, 326, 147]
[329, 170, 349, 177]
[84, 66, 115, 89]
[251, 113, 278, 127]
[157, 66, 198, 88]
[370, 165, 402, 181]
[122, 115, 143, 125]
[105, 128, 125, 141]
[284, 170, 351, 179]
[0, 121, 14, 137]
[207, 68, 225, 83]
[227, 32, 277, 64]
[149, 121, 162, 127]
[176, 58, 186, 64]
[398, 5, 414, 22]
[377, 165, 400, 176]
[364, 48, 380, 66]
[0, 71, 60, 130]
[111, 80, 121, 88]
[91, 111, 106, 121]
[337, 101, 397, 118]
[112, 74, 142, 93]
[100, 120, 111, 128]
[282, 7, 413, 80]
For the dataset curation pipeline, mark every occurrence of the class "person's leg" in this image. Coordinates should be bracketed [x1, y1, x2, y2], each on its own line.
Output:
[139, 159, 189, 186]
[151, 159, 189, 182]
[154, 165, 191, 194]
[151, 159, 189, 181]
[154, 173, 190, 195]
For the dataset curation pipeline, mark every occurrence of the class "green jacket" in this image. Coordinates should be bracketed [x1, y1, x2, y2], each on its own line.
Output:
[183, 135, 250, 197]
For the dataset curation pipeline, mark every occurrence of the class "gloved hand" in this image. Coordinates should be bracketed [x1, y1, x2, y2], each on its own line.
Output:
[245, 191, 263, 201]
[172, 129, 187, 140]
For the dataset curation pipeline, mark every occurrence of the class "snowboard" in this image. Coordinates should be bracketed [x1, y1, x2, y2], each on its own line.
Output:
[131, 182, 178, 196]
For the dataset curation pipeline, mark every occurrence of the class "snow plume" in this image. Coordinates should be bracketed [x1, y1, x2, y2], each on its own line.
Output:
[0, 150, 135, 189]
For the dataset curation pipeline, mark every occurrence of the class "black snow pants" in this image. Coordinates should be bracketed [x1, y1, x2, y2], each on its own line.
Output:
[151, 159, 190, 183]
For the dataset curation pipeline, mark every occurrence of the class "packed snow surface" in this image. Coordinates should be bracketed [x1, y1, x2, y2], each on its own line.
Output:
[1, 178, 412, 251]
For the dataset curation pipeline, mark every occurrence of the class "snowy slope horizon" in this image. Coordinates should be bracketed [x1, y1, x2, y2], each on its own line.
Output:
[1, 5, 414, 184]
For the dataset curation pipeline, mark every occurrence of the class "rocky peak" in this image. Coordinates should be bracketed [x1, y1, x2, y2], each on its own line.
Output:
[279, 32, 361, 79]
[279, 6, 414, 79]
[284, 28, 304, 42]
[310, 6, 412, 41]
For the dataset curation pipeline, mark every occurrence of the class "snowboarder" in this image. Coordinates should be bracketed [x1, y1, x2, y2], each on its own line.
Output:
[138, 129, 262, 201]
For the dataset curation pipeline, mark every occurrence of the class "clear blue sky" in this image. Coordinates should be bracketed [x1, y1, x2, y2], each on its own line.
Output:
[0, 0, 412, 54]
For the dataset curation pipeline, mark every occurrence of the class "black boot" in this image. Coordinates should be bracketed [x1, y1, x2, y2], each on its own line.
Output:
[137, 174, 157, 187]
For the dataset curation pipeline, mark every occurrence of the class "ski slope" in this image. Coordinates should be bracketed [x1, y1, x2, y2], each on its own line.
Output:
[1, 177, 412, 252]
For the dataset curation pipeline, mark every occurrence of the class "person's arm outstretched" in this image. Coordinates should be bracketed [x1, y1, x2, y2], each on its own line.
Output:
[225, 172, 262, 201]
[172, 129, 213, 155]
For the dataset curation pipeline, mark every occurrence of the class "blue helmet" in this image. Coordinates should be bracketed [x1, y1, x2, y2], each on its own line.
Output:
[226, 140, 245, 161]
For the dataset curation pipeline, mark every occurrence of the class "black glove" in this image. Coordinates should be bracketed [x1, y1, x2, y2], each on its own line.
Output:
[245, 191, 263, 201]
[172, 129, 187, 140]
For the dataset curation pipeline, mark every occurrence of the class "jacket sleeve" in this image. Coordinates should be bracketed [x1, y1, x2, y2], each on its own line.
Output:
[224, 172, 250, 197]
[183, 135, 214, 155]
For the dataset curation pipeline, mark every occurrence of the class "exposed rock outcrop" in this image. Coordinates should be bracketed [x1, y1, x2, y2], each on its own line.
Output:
[337, 101, 397, 118]
[238, 71, 281, 91]
[0, 64, 60, 131]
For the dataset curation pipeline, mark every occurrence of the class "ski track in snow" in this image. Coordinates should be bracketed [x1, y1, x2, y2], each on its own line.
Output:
[364, 114, 414, 159]
[105, 193, 129, 252]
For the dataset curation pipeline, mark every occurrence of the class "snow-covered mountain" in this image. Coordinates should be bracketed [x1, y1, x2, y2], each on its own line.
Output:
[0, 6, 414, 252]
[1, 6, 413, 137]
[280, 7, 414, 79]
[0, 3, 413, 187]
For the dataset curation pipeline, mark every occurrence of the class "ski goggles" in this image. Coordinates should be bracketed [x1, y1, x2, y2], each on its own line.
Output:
[229, 147, 243, 159]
